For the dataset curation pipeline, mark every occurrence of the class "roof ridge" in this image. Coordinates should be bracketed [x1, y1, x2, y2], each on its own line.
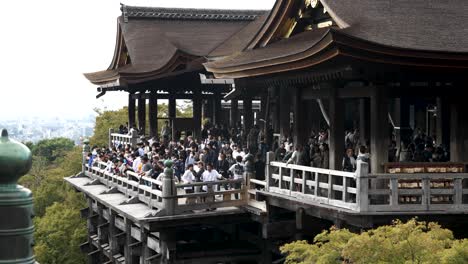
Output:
[120, 4, 268, 22]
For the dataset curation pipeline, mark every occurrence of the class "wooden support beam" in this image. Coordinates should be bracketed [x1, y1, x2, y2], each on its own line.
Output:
[128, 93, 136, 129]
[244, 98, 254, 133]
[149, 93, 158, 138]
[279, 87, 291, 140]
[168, 97, 176, 141]
[292, 88, 307, 147]
[140, 229, 151, 262]
[436, 97, 450, 147]
[359, 98, 370, 147]
[370, 86, 389, 173]
[124, 220, 133, 264]
[159, 229, 176, 263]
[193, 92, 202, 140]
[137, 97, 146, 135]
[213, 93, 222, 125]
[204, 98, 214, 122]
[302, 85, 371, 100]
[450, 99, 468, 162]
[329, 87, 344, 170]
[106, 213, 117, 258]
[230, 99, 239, 128]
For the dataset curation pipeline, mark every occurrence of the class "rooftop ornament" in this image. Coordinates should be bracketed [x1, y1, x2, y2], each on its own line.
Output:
[0, 129, 35, 263]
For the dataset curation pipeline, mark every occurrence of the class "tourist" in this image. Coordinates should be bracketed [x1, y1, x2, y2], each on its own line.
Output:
[181, 164, 196, 204]
[228, 156, 245, 199]
[342, 148, 357, 172]
[161, 120, 171, 141]
[201, 163, 224, 208]
[356, 145, 370, 163]
[275, 143, 286, 161]
[215, 153, 230, 180]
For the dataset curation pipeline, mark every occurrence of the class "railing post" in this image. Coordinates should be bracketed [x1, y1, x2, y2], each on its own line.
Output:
[162, 160, 176, 215]
[265, 152, 274, 192]
[356, 161, 369, 212]
[422, 177, 430, 210]
[108, 128, 114, 149]
[0, 129, 35, 263]
[130, 129, 138, 148]
[454, 178, 462, 210]
[82, 138, 90, 173]
[390, 177, 399, 208]
[244, 172, 252, 201]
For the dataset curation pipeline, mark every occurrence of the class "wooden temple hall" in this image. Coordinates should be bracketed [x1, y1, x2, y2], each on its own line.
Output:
[84, 5, 267, 139]
[67, 1, 468, 263]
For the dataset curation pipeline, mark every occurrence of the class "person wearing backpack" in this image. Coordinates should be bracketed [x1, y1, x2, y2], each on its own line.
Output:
[229, 156, 245, 199]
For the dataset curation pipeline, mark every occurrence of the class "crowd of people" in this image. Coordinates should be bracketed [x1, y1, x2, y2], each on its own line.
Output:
[273, 126, 450, 173]
[86, 120, 268, 205]
[87, 119, 452, 195]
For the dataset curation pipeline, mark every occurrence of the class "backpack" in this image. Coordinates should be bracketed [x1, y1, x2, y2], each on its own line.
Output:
[234, 163, 244, 176]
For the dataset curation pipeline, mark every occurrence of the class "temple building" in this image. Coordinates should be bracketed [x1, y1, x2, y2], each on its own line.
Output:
[85, 5, 266, 139]
[66, 1, 468, 263]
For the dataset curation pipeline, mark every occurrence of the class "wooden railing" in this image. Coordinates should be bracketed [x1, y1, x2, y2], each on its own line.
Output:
[84, 160, 248, 215]
[260, 152, 468, 214]
[365, 172, 468, 212]
[264, 152, 361, 211]
[109, 128, 139, 148]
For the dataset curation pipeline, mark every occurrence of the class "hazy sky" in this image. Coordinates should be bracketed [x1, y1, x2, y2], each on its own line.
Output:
[0, 0, 274, 120]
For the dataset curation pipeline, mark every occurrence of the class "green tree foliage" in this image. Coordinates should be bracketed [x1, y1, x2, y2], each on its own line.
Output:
[32, 137, 74, 162]
[91, 107, 129, 147]
[281, 219, 468, 264]
[18, 139, 87, 263]
[34, 196, 87, 264]
[90, 102, 194, 146]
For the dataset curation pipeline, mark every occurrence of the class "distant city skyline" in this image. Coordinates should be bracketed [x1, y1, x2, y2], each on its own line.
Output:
[0, 0, 274, 120]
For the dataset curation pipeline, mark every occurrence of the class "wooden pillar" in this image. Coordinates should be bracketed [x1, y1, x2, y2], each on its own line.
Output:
[213, 94, 222, 125]
[450, 99, 468, 162]
[292, 88, 307, 147]
[230, 99, 239, 128]
[329, 88, 344, 170]
[169, 97, 176, 141]
[160, 229, 176, 264]
[124, 219, 132, 264]
[279, 87, 291, 140]
[137, 97, 146, 135]
[205, 98, 214, 122]
[415, 102, 427, 134]
[128, 93, 136, 129]
[193, 94, 202, 140]
[149, 93, 158, 138]
[271, 88, 280, 133]
[436, 97, 450, 146]
[108, 210, 119, 256]
[243, 98, 253, 132]
[394, 98, 410, 148]
[140, 229, 150, 263]
[359, 98, 370, 147]
[370, 86, 389, 173]
[258, 94, 267, 125]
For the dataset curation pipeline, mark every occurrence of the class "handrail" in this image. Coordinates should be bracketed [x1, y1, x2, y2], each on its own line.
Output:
[109, 129, 139, 148]
[83, 159, 250, 215]
[270, 161, 355, 178]
[264, 151, 468, 214]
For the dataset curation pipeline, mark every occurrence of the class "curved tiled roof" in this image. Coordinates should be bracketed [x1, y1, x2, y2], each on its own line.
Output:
[204, 0, 468, 78]
[84, 5, 268, 85]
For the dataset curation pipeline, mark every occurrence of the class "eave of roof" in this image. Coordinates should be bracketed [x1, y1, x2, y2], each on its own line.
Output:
[84, 5, 269, 86]
[205, 28, 468, 79]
